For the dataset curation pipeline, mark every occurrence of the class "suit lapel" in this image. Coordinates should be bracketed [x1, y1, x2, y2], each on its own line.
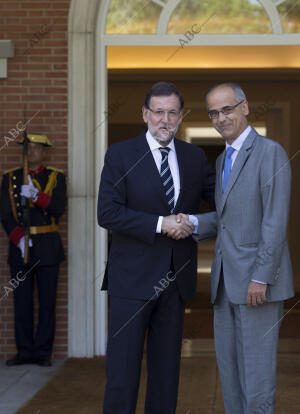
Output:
[136, 133, 170, 211]
[215, 152, 225, 215]
[173, 139, 186, 212]
[219, 129, 257, 215]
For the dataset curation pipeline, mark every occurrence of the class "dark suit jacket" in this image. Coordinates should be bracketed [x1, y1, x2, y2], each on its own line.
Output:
[97, 132, 215, 301]
[0, 166, 66, 267]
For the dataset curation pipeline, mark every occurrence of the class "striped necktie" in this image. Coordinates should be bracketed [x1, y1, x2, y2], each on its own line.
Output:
[159, 147, 175, 213]
[222, 146, 235, 192]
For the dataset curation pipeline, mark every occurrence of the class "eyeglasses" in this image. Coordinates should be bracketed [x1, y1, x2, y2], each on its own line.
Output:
[208, 101, 244, 120]
[147, 107, 181, 121]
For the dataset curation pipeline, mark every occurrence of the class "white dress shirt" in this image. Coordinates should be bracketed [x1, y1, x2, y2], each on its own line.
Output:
[224, 125, 252, 170]
[146, 131, 180, 233]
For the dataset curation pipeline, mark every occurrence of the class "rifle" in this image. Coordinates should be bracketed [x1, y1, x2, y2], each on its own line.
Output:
[21, 116, 30, 265]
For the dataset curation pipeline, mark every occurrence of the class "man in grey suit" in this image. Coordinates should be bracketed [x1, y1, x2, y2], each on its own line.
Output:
[169, 83, 294, 413]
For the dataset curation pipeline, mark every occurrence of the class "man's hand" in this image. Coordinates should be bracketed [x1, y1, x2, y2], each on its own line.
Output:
[246, 281, 267, 307]
[20, 175, 39, 202]
[162, 214, 194, 240]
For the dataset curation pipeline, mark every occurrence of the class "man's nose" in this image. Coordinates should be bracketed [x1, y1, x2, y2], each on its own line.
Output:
[217, 111, 226, 122]
[162, 111, 169, 123]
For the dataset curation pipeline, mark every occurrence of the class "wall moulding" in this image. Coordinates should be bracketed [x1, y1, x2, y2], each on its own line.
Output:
[0, 40, 14, 79]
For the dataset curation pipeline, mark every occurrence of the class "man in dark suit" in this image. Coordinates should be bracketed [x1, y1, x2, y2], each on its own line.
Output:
[0, 133, 66, 367]
[97, 82, 215, 413]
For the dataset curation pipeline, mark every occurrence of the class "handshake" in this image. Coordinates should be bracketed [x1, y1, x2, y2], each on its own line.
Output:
[161, 214, 194, 240]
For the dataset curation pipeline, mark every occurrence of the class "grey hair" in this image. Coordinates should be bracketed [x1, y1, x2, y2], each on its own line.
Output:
[205, 83, 246, 109]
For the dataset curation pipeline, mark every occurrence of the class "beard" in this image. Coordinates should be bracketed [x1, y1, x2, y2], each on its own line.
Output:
[147, 119, 180, 146]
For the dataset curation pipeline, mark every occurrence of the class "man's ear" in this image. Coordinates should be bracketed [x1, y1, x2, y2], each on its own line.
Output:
[242, 100, 249, 116]
[178, 111, 183, 125]
[142, 106, 148, 124]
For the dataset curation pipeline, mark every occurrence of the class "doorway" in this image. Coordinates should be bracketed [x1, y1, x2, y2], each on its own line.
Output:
[68, 0, 298, 357]
[105, 67, 290, 343]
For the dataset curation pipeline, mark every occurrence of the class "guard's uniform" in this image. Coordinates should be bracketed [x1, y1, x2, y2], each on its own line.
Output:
[0, 165, 66, 361]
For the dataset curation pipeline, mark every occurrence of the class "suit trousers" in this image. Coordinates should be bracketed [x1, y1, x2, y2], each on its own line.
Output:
[103, 281, 185, 414]
[10, 264, 59, 360]
[214, 276, 283, 414]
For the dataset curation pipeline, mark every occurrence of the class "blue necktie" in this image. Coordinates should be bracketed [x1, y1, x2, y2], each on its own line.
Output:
[222, 146, 235, 192]
[159, 147, 175, 213]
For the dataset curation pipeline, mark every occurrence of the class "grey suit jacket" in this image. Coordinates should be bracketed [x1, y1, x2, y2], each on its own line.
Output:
[194, 128, 294, 304]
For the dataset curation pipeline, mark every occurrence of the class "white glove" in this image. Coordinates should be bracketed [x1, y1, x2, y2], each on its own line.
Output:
[18, 236, 33, 259]
[20, 175, 39, 202]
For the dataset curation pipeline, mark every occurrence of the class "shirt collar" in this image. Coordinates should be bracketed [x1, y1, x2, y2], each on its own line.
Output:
[226, 125, 252, 152]
[146, 130, 175, 153]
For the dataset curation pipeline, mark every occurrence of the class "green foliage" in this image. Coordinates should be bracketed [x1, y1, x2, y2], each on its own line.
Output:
[174, 0, 266, 18]
[105, 0, 300, 34]
[106, 0, 266, 24]
[106, 0, 160, 25]
[106, 0, 161, 33]
[278, 0, 300, 18]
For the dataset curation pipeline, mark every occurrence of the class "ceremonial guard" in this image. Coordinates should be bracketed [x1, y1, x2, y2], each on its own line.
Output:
[0, 133, 66, 367]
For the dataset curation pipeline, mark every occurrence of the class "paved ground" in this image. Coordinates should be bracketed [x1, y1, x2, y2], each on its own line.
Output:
[0, 360, 64, 414]
[0, 339, 299, 413]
